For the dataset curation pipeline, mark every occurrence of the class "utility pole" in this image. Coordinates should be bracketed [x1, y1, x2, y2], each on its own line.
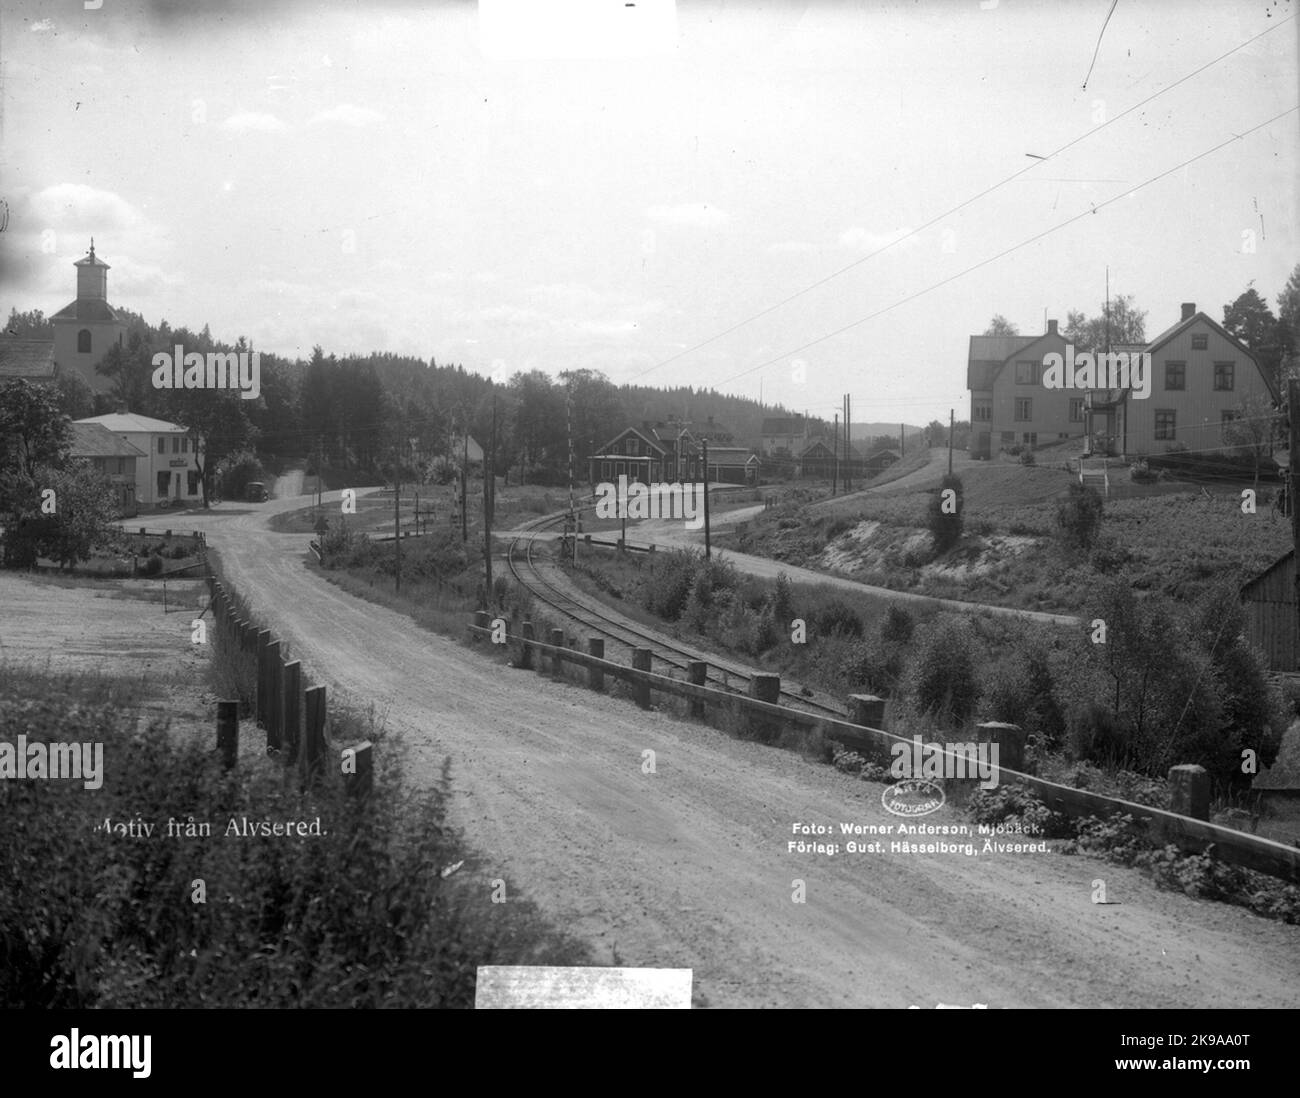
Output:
[461, 430, 468, 544]
[948, 409, 955, 475]
[900, 422, 905, 458]
[832, 412, 839, 495]
[845, 393, 852, 492]
[567, 383, 577, 565]
[394, 473, 401, 592]
[702, 437, 712, 559]
[1290, 380, 1300, 667]
[483, 406, 493, 601]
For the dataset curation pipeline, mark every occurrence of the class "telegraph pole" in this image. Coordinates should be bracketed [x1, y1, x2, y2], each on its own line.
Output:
[948, 408, 955, 475]
[702, 437, 712, 559]
[394, 474, 401, 593]
[832, 412, 839, 495]
[461, 430, 468, 544]
[567, 383, 577, 565]
[845, 393, 852, 492]
[1290, 380, 1300, 666]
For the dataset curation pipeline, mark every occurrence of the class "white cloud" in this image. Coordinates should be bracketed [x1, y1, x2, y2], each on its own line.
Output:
[645, 203, 731, 228]
[28, 183, 143, 232]
[838, 225, 914, 252]
[31, 19, 54, 33]
[308, 104, 386, 127]
[221, 111, 288, 133]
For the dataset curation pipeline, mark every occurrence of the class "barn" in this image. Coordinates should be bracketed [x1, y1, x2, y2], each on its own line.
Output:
[1240, 550, 1296, 673]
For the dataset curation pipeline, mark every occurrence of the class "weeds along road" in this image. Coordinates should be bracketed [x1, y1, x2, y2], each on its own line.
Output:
[179, 490, 1299, 1008]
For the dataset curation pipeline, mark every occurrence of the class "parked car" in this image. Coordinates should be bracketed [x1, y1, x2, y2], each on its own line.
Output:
[245, 482, 270, 503]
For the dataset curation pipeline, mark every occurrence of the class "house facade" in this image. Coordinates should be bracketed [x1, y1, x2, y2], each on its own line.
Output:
[967, 304, 1275, 458]
[51, 241, 126, 397]
[761, 415, 809, 456]
[68, 422, 144, 516]
[74, 412, 203, 508]
[588, 419, 753, 485]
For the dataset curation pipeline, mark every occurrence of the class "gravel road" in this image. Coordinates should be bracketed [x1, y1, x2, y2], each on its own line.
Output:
[171, 490, 1299, 1008]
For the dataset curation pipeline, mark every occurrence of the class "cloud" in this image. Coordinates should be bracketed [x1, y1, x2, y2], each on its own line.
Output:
[645, 203, 731, 228]
[27, 184, 144, 232]
[31, 19, 54, 32]
[309, 104, 386, 127]
[838, 225, 914, 252]
[221, 111, 288, 133]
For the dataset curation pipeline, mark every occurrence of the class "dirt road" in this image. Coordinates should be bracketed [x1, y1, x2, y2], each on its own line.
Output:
[176, 491, 1299, 1007]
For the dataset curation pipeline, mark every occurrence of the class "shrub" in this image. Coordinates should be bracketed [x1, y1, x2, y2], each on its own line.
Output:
[1019, 450, 1036, 465]
[1055, 483, 1104, 553]
[809, 600, 863, 639]
[140, 554, 163, 576]
[772, 571, 793, 625]
[1129, 459, 1156, 483]
[926, 473, 963, 555]
[880, 604, 914, 644]
[642, 550, 700, 621]
[905, 617, 978, 725]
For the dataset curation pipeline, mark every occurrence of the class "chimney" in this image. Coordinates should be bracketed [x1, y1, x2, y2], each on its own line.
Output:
[1181, 302, 1196, 321]
[1047, 318, 1058, 335]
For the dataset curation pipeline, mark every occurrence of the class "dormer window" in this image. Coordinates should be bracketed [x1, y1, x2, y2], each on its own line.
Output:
[78, 329, 92, 353]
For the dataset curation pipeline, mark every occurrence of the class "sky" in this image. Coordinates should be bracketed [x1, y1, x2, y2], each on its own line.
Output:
[0, 0, 1296, 428]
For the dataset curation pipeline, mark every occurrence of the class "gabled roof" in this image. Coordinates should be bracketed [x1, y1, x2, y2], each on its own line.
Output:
[705, 446, 753, 463]
[1141, 310, 1276, 402]
[798, 440, 863, 460]
[68, 422, 147, 459]
[867, 448, 901, 462]
[593, 426, 668, 457]
[967, 334, 1037, 390]
[0, 339, 57, 379]
[1241, 548, 1293, 597]
[51, 298, 120, 323]
[76, 412, 190, 434]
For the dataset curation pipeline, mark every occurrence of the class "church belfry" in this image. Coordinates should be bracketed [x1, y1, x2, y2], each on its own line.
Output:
[51, 239, 126, 396]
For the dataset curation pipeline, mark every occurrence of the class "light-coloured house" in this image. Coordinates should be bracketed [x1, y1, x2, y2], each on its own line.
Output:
[967, 304, 1276, 458]
[74, 411, 202, 508]
[68, 422, 145, 516]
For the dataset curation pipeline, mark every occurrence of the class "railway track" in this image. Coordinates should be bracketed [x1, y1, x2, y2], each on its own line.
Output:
[505, 510, 846, 718]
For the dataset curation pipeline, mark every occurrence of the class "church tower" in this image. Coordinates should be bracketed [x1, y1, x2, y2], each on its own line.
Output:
[51, 239, 126, 395]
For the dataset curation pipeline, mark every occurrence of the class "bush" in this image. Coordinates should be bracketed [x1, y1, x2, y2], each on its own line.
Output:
[1055, 483, 1104, 553]
[140, 554, 163, 576]
[1129, 459, 1156, 483]
[905, 617, 978, 725]
[880, 604, 914, 645]
[808, 600, 863, 639]
[1019, 450, 1036, 465]
[926, 473, 963, 555]
[643, 549, 701, 621]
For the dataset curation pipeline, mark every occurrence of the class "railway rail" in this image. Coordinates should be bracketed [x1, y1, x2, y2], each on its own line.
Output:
[505, 509, 846, 718]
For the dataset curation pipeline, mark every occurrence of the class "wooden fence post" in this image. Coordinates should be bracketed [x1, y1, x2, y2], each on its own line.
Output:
[473, 609, 489, 643]
[343, 741, 373, 799]
[1168, 764, 1210, 821]
[255, 630, 271, 727]
[304, 686, 327, 788]
[588, 638, 604, 690]
[632, 648, 652, 709]
[266, 642, 283, 754]
[549, 629, 565, 678]
[975, 721, 1025, 776]
[687, 662, 707, 718]
[520, 621, 535, 670]
[848, 694, 888, 763]
[283, 661, 301, 766]
[216, 699, 238, 770]
[749, 673, 781, 739]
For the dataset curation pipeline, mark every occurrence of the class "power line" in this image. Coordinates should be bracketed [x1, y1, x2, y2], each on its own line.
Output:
[628, 15, 1294, 385]
[711, 105, 1299, 390]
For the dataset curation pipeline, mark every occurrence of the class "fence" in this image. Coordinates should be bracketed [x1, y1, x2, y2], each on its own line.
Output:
[206, 575, 373, 797]
[469, 614, 1300, 884]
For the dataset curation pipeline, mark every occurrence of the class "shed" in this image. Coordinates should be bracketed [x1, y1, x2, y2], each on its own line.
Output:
[1241, 549, 1296, 672]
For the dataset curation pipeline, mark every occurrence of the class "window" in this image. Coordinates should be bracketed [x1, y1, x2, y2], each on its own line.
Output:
[1165, 362, 1185, 390]
[172, 436, 181, 454]
[1069, 398, 1084, 423]
[973, 403, 991, 421]
[1023, 432, 1037, 446]
[601, 461, 611, 480]
[77, 329, 91, 353]
[187, 471, 200, 495]
[627, 437, 639, 456]
[1014, 397, 1032, 421]
[1014, 361, 1037, 385]
[616, 461, 625, 478]
[1155, 410, 1176, 440]
[1058, 433, 1070, 440]
[117, 459, 126, 475]
[1000, 431, 1015, 445]
[1214, 362, 1235, 391]
[157, 438, 166, 454]
[1191, 334, 1208, 350]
